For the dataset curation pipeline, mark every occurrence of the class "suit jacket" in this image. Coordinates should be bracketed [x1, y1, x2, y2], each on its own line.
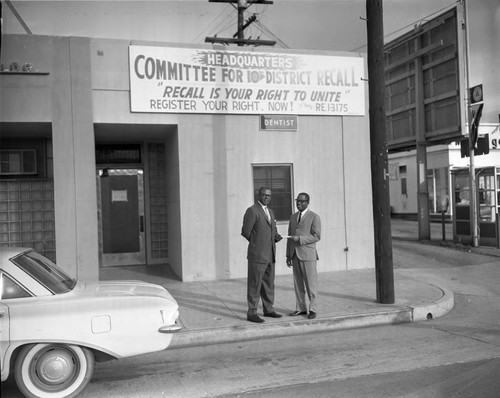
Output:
[286, 209, 321, 261]
[241, 203, 279, 264]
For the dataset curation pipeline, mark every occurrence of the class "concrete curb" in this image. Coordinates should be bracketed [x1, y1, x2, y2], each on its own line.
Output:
[411, 285, 455, 322]
[170, 310, 411, 348]
[171, 287, 454, 348]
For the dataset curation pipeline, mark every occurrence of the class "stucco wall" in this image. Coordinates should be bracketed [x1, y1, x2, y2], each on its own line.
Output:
[174, 111, 374, 281]
[1, 34, 99, 281]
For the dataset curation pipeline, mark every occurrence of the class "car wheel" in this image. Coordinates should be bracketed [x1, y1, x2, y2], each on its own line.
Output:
[14, 343, 95, 398]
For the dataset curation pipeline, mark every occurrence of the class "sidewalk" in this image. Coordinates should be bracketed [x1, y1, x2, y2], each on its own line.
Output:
[101, 265, 453, 348]
[99, 218, 500, 348]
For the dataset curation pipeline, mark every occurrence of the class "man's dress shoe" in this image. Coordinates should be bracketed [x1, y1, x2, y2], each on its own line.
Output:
[264, 312, 282, 318]
[308, 311, 317, 319]
[247, 313, 264, 323]
[289, 311, 307, 316]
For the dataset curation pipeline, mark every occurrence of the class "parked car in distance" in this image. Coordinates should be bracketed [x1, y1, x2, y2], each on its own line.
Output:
[0, 247, 182, 398]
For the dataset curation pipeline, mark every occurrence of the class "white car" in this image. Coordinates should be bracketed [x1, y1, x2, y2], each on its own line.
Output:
[0, 247, 181, 398]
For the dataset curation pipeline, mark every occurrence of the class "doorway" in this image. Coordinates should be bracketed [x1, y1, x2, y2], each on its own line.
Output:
[97, 168, 146, 266]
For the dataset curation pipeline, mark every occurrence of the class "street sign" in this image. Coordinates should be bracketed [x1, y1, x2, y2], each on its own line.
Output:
[470, 103, 484, 143]
[469, 84, 483, 104]
[460, 134, 490, 158]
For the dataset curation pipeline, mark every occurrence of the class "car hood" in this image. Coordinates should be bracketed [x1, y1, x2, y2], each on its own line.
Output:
[77, 280, 178, 303]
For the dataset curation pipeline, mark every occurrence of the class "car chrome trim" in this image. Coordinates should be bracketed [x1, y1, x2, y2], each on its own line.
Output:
[158, 324, 182, 333]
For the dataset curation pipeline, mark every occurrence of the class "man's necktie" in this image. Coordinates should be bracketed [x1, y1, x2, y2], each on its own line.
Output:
[264, 207, 270, 220]
[298, 212, 301, 223]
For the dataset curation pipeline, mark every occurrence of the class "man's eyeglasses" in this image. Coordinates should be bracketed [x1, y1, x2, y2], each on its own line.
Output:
[295, 200, 308, 203]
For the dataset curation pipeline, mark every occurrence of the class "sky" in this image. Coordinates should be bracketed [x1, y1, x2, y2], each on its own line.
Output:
[2, 0, 499, 123]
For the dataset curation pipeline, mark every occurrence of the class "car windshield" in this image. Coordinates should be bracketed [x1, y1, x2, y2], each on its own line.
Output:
[12, 250, 76, 294]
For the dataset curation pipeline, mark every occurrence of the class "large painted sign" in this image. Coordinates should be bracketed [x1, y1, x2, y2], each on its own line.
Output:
[384, 6, 466, 152]
[129, 46, 365, 116]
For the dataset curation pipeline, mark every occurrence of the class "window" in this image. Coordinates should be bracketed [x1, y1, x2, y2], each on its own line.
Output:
[401, 178, 407, 197]
[0, 149, 37, 175]
[428, 169, 436, 211]
[12, 250, 76, 294]
[399, 165, 407, 197]
[478, 174, 496, 222]
[96, 144, 142, 165]
[497, 168, 500, 219]
[0, 272, 32, 299]
[0, 136, 48, 179]
[454, 174, 470, 205]
[252, 165, 293, 221]
[428, 167, 450, 213]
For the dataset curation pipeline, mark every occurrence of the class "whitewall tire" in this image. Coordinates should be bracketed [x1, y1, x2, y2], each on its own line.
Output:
[14, 343, 94, 398]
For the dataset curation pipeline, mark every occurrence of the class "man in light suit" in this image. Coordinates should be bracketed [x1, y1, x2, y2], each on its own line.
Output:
[286, 192, 321, 319]
[241, 187, 283, 323]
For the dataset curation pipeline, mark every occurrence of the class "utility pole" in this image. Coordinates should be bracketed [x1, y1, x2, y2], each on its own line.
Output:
[462, 0, 479, 247]
[205, 0, 276, 46]
[366, 0, 395, 304]
[237, 0, 245, 45]
[415, 46, 431, 241]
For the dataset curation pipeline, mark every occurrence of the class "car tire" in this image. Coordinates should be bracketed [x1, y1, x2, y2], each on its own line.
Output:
[14, 343, 95, 398]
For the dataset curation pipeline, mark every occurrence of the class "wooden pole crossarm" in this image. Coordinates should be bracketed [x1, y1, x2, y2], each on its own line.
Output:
[205, 37, 276, 46]
[209, 0, 273, 4]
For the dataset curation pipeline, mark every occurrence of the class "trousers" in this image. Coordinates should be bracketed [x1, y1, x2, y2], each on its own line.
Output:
[291, 254, 318, 312]
[247, 260, 275, 315]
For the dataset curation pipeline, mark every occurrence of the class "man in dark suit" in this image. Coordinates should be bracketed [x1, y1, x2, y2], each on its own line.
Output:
[286, 192, 321, 319]
[241, 187, 283, 323]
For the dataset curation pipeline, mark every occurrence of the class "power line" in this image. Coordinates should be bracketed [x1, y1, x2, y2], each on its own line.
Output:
[350, 0, 458, 51]
[253, 20, 289, 48]
[4, 0, 33, 34]
[192, 4, 234, 43]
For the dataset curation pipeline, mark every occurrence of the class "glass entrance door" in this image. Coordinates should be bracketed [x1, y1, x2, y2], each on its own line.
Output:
[477, 172, 497, 246]
[97, 168, 145, 266]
